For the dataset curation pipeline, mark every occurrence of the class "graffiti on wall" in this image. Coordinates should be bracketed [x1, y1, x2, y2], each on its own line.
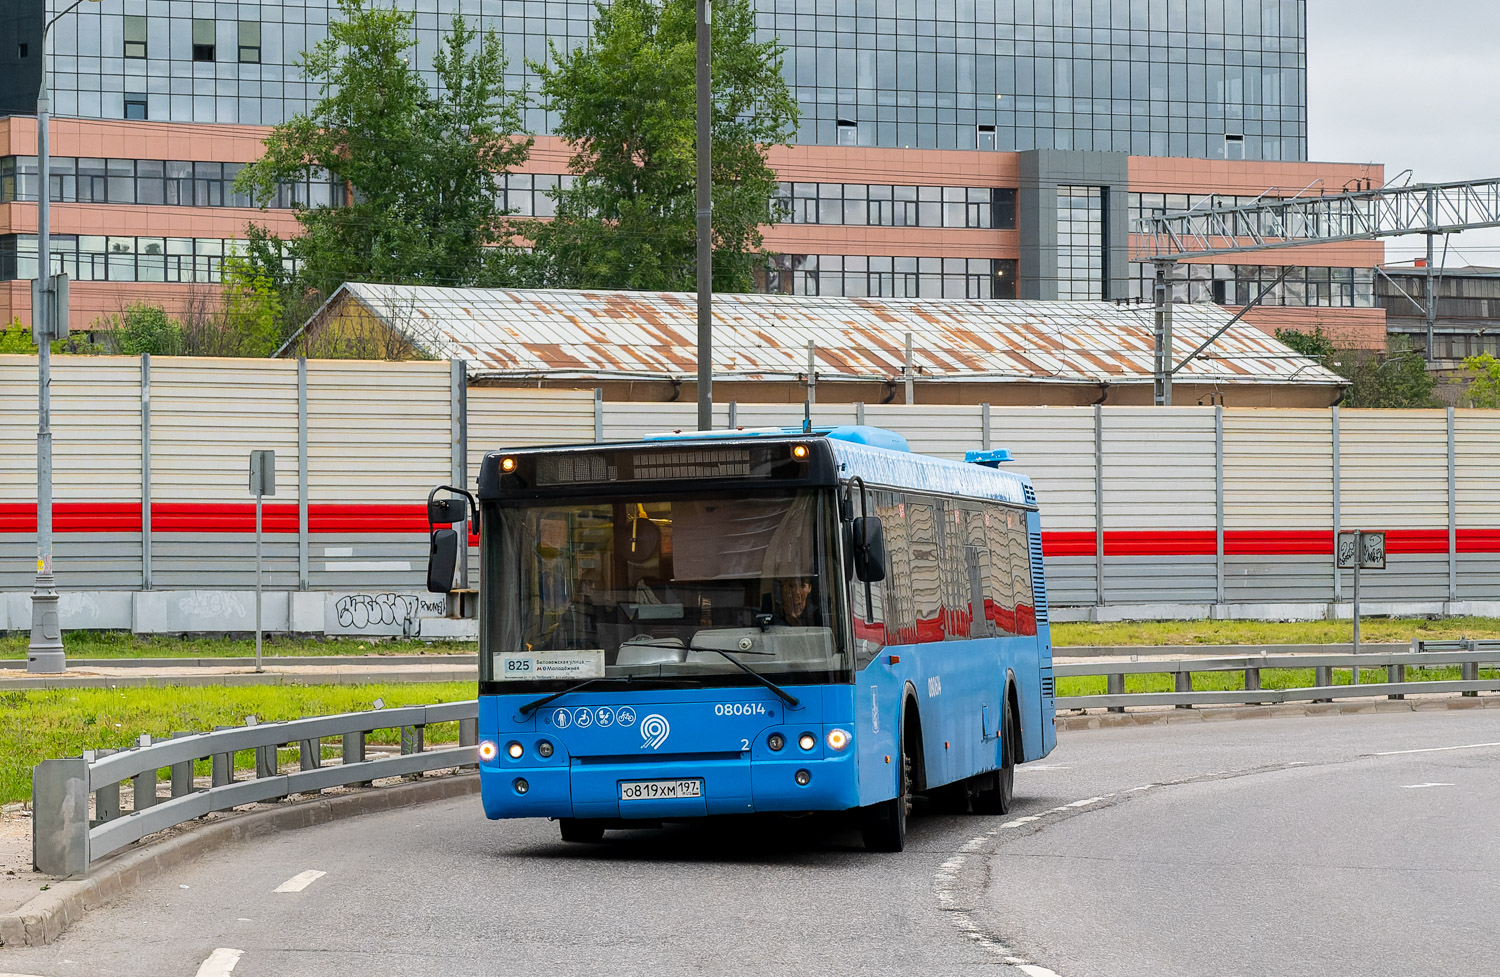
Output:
[328, 592, 447, 635]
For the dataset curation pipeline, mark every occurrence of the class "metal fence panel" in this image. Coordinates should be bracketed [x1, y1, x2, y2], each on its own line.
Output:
[861, 405, 984, 461]
[1340, 410, 1449, 529]
[307, 360, 450, 502]
[987, 407, 1097, 531]
[1224, 409, 1333, 531]
[1455, 410, 1500, 529]
[1101, 407, 1218, 530]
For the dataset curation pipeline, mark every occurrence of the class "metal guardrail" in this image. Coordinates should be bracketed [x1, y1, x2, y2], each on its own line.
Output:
[1054, 639, 1500, 712]
[32, 700, 480, 876]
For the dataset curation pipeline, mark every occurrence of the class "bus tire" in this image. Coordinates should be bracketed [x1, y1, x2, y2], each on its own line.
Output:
[972, 694, 1016, 815]
[558, 817, 606, 843]
[861, 720, 913, 852]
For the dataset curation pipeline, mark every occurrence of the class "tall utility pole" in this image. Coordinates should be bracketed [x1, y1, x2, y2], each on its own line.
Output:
[29, 0, 100, 674]
[1152, 259, 1174, 407]
[694, 0, 713, 431]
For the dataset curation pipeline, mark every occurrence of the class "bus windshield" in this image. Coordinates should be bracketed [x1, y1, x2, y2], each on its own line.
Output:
[483, 489, 847, 687]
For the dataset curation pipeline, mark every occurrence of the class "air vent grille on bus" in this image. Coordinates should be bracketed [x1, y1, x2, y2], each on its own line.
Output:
[1023, 484, 1036, 506]
[1040, 668, 1054, 699]
[1028, 516, 1049, 626]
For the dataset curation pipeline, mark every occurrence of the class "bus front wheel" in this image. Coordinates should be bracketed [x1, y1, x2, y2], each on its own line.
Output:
[558, 817, 606, 843]
[972, 695, 1016, 815]
[861, 727, 913, 852]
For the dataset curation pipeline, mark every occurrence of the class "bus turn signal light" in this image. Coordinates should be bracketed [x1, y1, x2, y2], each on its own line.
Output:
[478, 741, 498, 761]
[827, 729, 851, 751]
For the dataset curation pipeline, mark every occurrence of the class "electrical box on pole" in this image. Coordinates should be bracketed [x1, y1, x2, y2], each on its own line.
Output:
[31, 273, 69, 342]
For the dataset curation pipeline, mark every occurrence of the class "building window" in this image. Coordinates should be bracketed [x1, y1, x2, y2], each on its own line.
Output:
[1225, 134, 1246, 161]
[238, 22, 261, 64]
[124, 100, 147, 121]
[836, 120, 858, 147]
[123, 16, 147, 59]
[993, 259, 1017, 299]
[977, 125, 996, 151]
[1056, 186, 1105, 301]
[763, 254, 1010, 300]
[192, 20, 216, 62]
[18, 42, 28, 59]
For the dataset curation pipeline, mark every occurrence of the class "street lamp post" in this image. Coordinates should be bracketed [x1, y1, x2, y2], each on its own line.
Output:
[28, 0, 100, 674]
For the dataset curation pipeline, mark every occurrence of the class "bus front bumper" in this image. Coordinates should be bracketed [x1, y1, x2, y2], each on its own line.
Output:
[479, 750, 859, 820]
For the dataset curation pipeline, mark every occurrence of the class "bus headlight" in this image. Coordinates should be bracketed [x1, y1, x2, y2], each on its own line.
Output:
[798, 733, 816, 751]
[478, 741, 498, 761]
[537, 740, 554, 758]
[514, 778, 529, 794]
[795, 769, 812, 786]
[506, 742, 524, 759]
[768, 733, 785, 751]
[826, 728, 851, 751]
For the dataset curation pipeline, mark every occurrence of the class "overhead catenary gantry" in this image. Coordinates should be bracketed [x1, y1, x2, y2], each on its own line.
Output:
[1140, 176, 1500, 405]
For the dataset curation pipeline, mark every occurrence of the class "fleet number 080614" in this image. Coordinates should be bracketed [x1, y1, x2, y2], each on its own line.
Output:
[714, 703, 768, 716]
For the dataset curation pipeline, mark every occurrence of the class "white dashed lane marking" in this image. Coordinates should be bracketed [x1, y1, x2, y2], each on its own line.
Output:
[1372, 741, 1500, 757]
[194, 948, 244, 977]
[274, 870, 327, 893]
[1402, 782, 1456, 789]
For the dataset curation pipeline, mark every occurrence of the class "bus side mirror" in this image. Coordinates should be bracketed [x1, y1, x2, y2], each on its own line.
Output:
[428, 496, 468, 525]
[427, 528, 460, 594]
[852, 516, 887, 583]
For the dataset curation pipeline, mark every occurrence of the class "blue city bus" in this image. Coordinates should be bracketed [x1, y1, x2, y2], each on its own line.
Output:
[424, 426, 1056, 851]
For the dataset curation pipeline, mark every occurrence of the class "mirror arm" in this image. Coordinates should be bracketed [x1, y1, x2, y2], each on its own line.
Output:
[427, 484, 481, 532]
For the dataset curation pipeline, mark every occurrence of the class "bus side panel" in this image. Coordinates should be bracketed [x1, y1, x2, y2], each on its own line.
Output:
[913, 639, 1002, 790]
[854, 658, 908, 808]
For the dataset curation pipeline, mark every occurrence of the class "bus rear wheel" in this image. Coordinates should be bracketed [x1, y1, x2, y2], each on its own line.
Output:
[558, 817, 606, 843]
[861, 735, 912, 852]
[972, 696, 1016, 815]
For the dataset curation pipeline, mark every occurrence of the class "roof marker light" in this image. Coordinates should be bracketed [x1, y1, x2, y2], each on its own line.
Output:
[792, 444, 810, 460]
[501, 457, 517, 472]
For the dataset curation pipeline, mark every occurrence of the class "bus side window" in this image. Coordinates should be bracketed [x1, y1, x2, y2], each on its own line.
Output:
[907, 502, 940, 644]
[988, 508, 1016, 635]
[1010, 511, 1035, 635]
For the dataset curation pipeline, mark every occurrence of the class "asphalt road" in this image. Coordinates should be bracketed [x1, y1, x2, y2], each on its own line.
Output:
[2, 708, 1496, 977]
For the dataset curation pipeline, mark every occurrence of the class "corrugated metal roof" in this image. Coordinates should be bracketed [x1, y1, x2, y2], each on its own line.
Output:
[314, 283, 1345, 387]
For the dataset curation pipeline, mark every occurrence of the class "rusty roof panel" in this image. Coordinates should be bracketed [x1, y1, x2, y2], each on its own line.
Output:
[319, 284, 1345, 387]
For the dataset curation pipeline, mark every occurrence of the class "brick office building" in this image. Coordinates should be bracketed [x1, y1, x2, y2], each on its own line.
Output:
[0, 0, 1384, 346]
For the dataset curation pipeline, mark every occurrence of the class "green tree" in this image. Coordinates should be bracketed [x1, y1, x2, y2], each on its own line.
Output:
[236, 0, 531, 296]
[0, 319, 36, 353]
[1276, 328, 1437, 408]
[525, 0, 798, 291]
[103, 304, 184, 356]
[1461, 352, 1500, 408]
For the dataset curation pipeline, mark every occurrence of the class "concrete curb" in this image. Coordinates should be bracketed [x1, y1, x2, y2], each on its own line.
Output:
[0, 772, 478, 948]
[1055, 694, 1500, 731]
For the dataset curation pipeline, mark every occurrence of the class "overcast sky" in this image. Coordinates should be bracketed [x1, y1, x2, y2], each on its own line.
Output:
[1308, 0, 1500, 264]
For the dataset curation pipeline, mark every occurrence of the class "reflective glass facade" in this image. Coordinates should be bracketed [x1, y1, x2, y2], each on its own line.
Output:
[1, 233, 245, 283]
[29, 0, 1306, 160]
[765, 254, 1017, 298]
[0, 155, 344, 207]
[1055, 184, 1103, 299]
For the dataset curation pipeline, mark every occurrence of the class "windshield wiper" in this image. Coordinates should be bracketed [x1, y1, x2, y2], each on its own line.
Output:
[619, 640, 801, 708]
[516, 674, 691, 717]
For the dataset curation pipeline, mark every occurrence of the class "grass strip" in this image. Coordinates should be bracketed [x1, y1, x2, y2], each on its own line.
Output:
[0, 632, 476, 660]
[1051, 616, 1500, 648]
[1056, 666, 1500, 699]
[0, 682, 474, 807]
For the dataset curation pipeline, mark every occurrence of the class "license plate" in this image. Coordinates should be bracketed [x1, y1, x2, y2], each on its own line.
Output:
[619, 779, 703, 801]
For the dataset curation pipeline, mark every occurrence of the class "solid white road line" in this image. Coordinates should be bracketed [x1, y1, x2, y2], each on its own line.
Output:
[1373, 741, 1500, 757]
[1403, 782, 1456, 789]
[274, 869, 327, 893]
[194, 948, 243, 977]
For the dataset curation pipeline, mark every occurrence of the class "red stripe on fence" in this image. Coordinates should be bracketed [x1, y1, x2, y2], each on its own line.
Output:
[0, 502, 142, 533]
[1041, 531, 1095, 556]
[1103, 531, 1218, 557]
[1225, 531, 1334, 555]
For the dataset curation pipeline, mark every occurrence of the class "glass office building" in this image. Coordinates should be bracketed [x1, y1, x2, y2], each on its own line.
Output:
[6, 0, 1306, 161]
